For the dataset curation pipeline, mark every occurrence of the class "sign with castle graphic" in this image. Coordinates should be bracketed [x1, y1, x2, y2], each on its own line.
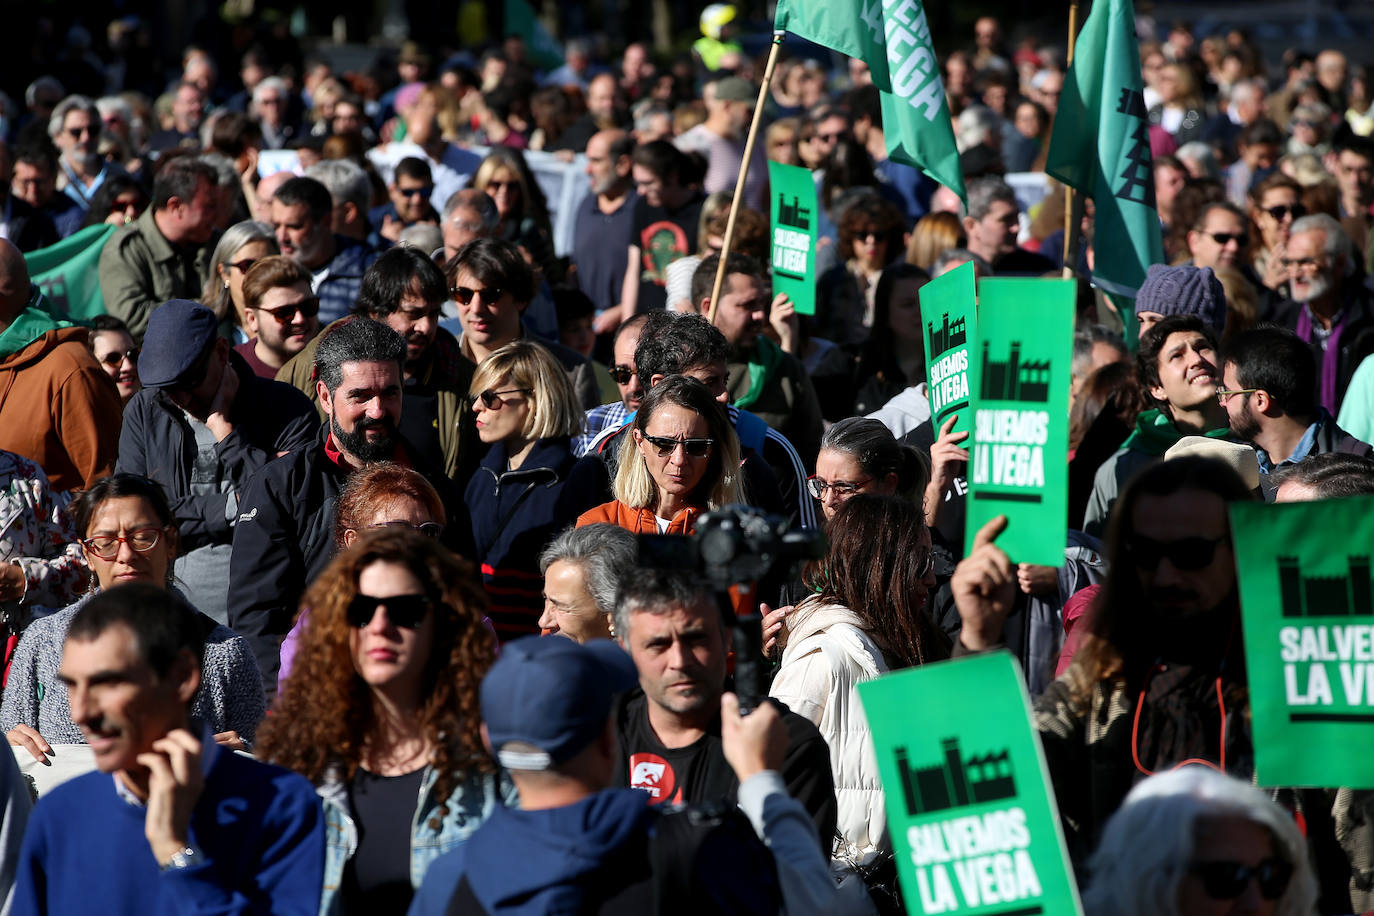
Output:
[767, 161, 818, 315]
[1232, 496, 1374, 787]
[859, 652, 1082, 916]
[922, 261, 977, 438]
[964, 279, 1074, 567]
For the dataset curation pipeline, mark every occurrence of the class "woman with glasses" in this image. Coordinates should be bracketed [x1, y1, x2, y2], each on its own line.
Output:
[577, 374, 743, 534]
[466, 340, 610, 641]
[768, 495, 947, 870]
[808, 417, 930, 523]
[1, 474, 265, 769]
[200, 219, 280, 343]
[87, 314, 141, 404]
[277, 462, 450, 689]
[1247, 173, 1306, 294]
[257, 528, 512, 916]
[1083, 767, 1315, 916]
[470, 148, 559, 284]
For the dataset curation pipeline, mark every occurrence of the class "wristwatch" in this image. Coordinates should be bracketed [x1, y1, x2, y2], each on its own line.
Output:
[160, 846, 199, 871]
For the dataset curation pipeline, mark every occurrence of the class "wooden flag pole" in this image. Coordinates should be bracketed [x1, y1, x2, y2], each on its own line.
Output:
[1061, 0, 1081, 279]
[708, 32, 785, 324]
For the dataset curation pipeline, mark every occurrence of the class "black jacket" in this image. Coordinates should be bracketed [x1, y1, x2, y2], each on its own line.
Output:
[227, 426, 461, 693]
[117, 352, 319, 552]
[1269, 282, 1374, 414]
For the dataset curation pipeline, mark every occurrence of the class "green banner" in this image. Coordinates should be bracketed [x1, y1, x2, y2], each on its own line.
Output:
[858, 652, 1083, 916]
[774, 0, 966, 202]
[922, 260, 977, 438]
[1045, 0, 1163, 300]
[24, 224, 117, 321]
[965, 279, 1074, 566]
[1232, 496, 1374, 788]
[504, 0, 563, 72]
[767, 161, 818, 316]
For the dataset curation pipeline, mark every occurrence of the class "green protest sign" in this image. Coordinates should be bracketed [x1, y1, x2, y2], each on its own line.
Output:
[858, 652, 1083, 916]
[25, 224, 117, 321]
[1231, 496, 1374, 788]
[965, 279, 1074, 566]
[767, 161, 818, 316]
[922, 260, 977, 438]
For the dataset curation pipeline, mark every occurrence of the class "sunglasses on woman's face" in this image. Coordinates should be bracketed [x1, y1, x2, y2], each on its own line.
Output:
[98, 347, 139, 367]
[470, 387, 532, 409]
[346, 593, 433, 629]
[1264, 203, 1306, 222]
[642, 434, 714, 457]
[1188, 858, 1292, 901]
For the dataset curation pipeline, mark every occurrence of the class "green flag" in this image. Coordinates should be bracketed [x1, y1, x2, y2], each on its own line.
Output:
[1231, 496, 1374, 788]
[966, 278, 1074, 567]
[504, 0, 563, 72]
[1045, 0, 1162, 300]
[24, 224, 118, 322]
[774, 0, 965, 201]
[768, 161, 819, 315]
[858, 653, 1084, 916]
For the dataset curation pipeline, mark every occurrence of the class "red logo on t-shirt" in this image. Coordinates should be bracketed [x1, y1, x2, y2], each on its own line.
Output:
[628, 752, 679, 803]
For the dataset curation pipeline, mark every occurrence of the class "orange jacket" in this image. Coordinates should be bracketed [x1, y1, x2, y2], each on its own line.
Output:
[0, 327, 121, 492]
[575, 499, 702, 534]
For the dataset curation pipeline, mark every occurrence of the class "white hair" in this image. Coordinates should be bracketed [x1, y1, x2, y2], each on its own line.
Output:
[252, 77, 288, 108]
[305, 159, 371, 214]
[1083, 767, 1318, 916]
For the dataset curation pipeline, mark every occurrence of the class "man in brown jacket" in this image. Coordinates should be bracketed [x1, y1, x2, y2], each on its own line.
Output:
[0, 240, 122, 492]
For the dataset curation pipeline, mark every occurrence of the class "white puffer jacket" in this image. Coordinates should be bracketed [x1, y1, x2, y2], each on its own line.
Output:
[769, 597, 889, 866]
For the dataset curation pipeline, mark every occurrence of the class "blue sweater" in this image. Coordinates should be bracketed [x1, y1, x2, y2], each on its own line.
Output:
[12, 743, 325, 915]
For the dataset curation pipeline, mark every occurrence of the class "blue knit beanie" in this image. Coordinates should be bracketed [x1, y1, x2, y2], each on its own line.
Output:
[1134, 264, 1227, 334]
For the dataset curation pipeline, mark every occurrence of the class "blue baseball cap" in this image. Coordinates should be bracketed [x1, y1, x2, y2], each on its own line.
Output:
[481, 636, 638, 771]
[138, 299, 220, 389]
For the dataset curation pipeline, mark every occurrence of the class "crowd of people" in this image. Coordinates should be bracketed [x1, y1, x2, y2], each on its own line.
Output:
[0, 4, 1372, 915]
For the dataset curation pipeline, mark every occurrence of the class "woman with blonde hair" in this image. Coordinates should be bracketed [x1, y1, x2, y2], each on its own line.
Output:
[905, 210, 966, 271]
[471, 147, 559, 282]
[577, 374, 743, 534]
[465, 340, 610, 641]
[256, 529, 512, 915]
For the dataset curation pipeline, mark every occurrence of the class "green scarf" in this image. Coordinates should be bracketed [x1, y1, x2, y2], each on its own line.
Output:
[735, 335, 784, 411]
[1121, 408, 1231, 457]
[0, 298, 67, 359]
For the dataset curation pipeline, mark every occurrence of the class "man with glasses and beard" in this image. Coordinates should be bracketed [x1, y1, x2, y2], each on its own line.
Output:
[1219, 325, 1371, 497]
[234, 256, 321, 379]
[229, 318, 460, 695]
[119, 300, 317, 625]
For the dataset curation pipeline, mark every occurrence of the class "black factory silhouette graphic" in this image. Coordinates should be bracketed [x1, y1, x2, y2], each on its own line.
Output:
[894, 737, 1017, 817]
[1277, 555, 1373, 618]
[981, 341, 1050, 403]
[928, 312, 968, 358]
[776, 193, 811, 231]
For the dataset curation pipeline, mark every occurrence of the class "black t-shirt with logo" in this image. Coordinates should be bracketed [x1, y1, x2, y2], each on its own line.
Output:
[611, 688, 837, 851]
[631, 193, 705, 313]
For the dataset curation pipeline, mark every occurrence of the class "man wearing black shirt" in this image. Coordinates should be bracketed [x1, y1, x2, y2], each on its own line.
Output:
[619, 140, 705, 318]
[611, 569, 837, 849]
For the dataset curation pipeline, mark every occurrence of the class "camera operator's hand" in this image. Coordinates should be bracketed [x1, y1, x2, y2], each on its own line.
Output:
[721, 692, 786, 783]
[951, 515, 1017, 652]
[760, 603, 790, 658]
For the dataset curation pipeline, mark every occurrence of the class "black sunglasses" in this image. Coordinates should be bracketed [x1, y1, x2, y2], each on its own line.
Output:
[398, 185, 434, 198]
[451, 286, 504, 305]
[1206, 232, 1248, 247]
[470, 387, 532, 409]
[642, 434, 714, 457]
[610, 365, 635, 385]
[1126, 534, 1226, 571]
[228, 257, 260, 274]
[1264, 204, 1306, 222]
[98, 347, 139, 367]
[1189, 858, 1293, 901]
[255, 296, 320, 325]
[346, 593, 434, 629]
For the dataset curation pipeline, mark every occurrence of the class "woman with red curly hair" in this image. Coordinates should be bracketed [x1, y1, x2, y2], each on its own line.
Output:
[255, 528, 512, 915]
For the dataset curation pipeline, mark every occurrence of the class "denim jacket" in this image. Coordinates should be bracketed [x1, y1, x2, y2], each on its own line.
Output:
[317, 763, 516, 915]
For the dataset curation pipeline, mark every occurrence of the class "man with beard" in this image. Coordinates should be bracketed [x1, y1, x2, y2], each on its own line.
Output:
[951, 456, 1266, 869]
[48, 95, 124, 214]
[694, 253, 823, 467]
[118, 300, 317, 625]
[269, 176, 380, 325]
[276, 246, 478, 482]
[234, 256, 321, 379]
[1220, 325, 1371, 498]
[1270, 214, 1374, 415]
[1084, 314, 1232, 535]
[574, 130, 637, 332]
[228, 319, 458, 694]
